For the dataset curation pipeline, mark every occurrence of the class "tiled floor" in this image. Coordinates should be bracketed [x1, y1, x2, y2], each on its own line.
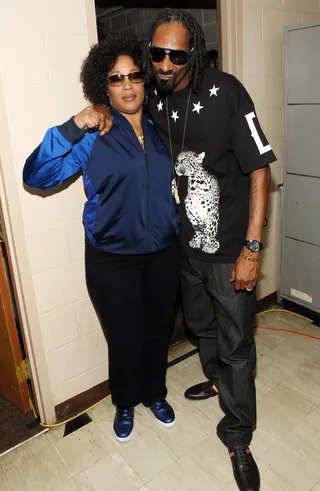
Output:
[1, 310, 320, 490]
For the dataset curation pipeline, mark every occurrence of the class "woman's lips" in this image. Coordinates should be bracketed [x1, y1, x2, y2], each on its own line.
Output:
[122, 95, 137, 102]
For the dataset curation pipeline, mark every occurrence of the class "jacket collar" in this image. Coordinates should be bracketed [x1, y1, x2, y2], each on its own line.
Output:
[111, 108, 152, 128]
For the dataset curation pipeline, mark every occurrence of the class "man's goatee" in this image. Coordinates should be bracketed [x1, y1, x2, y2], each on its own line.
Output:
[156, 79, 174, 96]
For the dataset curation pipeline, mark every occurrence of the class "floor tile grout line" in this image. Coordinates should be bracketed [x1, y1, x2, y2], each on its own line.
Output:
[186, 438, 235, 490]
[47, 435, 92, 482]
[47, 421, 119, 481]
[0, 472, 11, 491]
[280, 379, 320, 408]
[258, 456, 301, 491]
[142, 453, 193, 489]
[51, 478, 79, 491]
[1, 438, 73, 491]
[45, 431, 70, 470]
[129, 401, 218, 484]
[69, 448, 143, 487]
[313, 476, 320, 490]
[253, 415, 320, 491]
[116, 425, 179, 485]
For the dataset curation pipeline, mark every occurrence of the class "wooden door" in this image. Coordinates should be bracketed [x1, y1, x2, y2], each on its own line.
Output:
[0, 216, 30, 412]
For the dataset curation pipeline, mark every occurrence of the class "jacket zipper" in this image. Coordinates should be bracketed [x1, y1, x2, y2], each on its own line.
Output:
[131, 124, 151, 252]
[144, 150, 151, 251]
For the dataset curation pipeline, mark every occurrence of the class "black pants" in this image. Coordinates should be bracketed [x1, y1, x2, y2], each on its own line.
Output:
[181, 256, 257, 449]
[85, 241, 179, 408]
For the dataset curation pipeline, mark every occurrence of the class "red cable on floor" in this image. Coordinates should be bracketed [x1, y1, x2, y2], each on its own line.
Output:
[255, 325, 320, 341]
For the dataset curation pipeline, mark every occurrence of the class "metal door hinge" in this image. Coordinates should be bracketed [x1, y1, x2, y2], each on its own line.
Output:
[0, 219, 4, 243]
[16, 359, 30, 382]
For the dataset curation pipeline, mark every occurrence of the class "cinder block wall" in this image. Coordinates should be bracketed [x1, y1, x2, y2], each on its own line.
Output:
[97, 8, 218, 51]
[0, 0, 107, 410]
[241, 0, 320, 301]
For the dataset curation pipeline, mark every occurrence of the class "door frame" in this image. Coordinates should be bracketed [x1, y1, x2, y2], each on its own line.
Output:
[0, 211, 31, 412]
[0, 76, 55, 424]
[219, 0, 244, 80]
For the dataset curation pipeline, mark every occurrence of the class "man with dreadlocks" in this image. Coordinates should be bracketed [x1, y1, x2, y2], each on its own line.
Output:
[97, 8, 276, 489]
[144, 8, 276, 491]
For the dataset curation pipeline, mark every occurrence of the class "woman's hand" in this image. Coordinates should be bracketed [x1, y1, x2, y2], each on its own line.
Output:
[74, 106, 109, 133]
[94, 105, 113, 135]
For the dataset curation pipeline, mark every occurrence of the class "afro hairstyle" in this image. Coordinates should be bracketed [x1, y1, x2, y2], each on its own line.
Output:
[80, 35, 146, 106]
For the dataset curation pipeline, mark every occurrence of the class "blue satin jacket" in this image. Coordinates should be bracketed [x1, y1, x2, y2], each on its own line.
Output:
[23, 110, 177, 255]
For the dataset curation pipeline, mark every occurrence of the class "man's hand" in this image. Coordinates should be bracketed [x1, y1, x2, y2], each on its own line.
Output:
[94, 105, 113, 135]
[230, 166, 270, 292]
[73, 106, 112, 135]
[230, 247, 260, 291]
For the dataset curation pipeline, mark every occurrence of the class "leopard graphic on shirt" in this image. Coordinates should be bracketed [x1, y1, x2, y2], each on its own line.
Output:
[175, 150, 220, 254]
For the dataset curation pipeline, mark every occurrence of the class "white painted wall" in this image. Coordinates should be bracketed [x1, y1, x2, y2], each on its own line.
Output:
[222, 0, 320, 301]
[0, 0, 108, 416]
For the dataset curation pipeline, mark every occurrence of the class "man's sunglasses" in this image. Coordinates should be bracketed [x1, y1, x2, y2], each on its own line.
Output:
[148, 45, 194, 66]
[107, 71, 144, 87]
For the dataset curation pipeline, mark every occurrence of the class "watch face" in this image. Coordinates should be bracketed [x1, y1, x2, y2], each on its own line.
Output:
[247, 240, 260, 252]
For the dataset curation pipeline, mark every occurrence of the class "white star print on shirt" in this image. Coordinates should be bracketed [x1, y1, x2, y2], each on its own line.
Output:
[157, 100, 163, 111]
[192, 101, 204, 114]
[209, 85, 220, 97]
[171, 110, 179, 122]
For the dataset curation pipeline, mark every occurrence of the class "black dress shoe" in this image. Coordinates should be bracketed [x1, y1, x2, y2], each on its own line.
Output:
[184, 380, 218, 400]
[229, 448, 260, 491]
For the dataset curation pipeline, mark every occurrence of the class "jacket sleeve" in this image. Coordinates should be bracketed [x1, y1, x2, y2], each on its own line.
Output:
[23, 117, 94, 190]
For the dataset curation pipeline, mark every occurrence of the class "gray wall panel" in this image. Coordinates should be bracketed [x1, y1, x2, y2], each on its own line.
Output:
[281, 237, 320, 309]
[287, 25, 320, 103]
[285, 174, 320, 246]
[281, 23, 320, 312]
[287, 105, 320, 178]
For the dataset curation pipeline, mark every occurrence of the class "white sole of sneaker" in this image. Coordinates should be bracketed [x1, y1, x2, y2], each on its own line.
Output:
[114, 430, 133, 443]
[155, 418, 176, 428]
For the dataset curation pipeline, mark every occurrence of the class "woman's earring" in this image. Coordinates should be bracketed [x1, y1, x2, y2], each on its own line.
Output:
[144, 91, 149, 107]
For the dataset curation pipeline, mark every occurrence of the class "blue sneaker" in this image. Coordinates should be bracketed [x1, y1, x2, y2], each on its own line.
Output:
[150, 399, 175, 427]
[113, 406, 134, 442]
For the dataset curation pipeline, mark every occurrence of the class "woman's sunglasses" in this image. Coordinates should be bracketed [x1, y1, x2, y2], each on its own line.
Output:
[107, 71, 144, 87]
[148, 45, 194, 66]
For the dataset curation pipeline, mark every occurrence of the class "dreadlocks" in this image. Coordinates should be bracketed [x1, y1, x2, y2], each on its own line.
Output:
[144, 8, 207, 93]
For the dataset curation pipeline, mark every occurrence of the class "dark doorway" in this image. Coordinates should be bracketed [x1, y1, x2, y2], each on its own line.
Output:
[95, 3, 220, 69]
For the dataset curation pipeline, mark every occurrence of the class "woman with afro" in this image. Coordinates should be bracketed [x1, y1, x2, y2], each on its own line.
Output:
[23, 35, 179, 442]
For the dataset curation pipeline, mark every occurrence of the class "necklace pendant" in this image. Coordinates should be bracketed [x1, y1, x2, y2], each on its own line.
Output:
[173, 185, 180, 205]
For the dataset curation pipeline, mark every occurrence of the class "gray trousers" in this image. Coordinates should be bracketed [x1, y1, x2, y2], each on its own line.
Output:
[181, 255, 257, 449]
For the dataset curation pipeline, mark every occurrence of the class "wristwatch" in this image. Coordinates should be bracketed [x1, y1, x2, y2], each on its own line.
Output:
[244, 239, 263, 252]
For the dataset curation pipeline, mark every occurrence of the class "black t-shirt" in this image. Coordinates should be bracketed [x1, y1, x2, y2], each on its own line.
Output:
[148, 67, 277, 263]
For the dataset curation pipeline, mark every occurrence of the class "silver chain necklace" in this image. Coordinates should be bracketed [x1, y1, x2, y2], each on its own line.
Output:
[166, 88, 192, 204]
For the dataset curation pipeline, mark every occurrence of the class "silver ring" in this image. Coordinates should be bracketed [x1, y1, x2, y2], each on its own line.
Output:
[246, 286, 254, 292]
